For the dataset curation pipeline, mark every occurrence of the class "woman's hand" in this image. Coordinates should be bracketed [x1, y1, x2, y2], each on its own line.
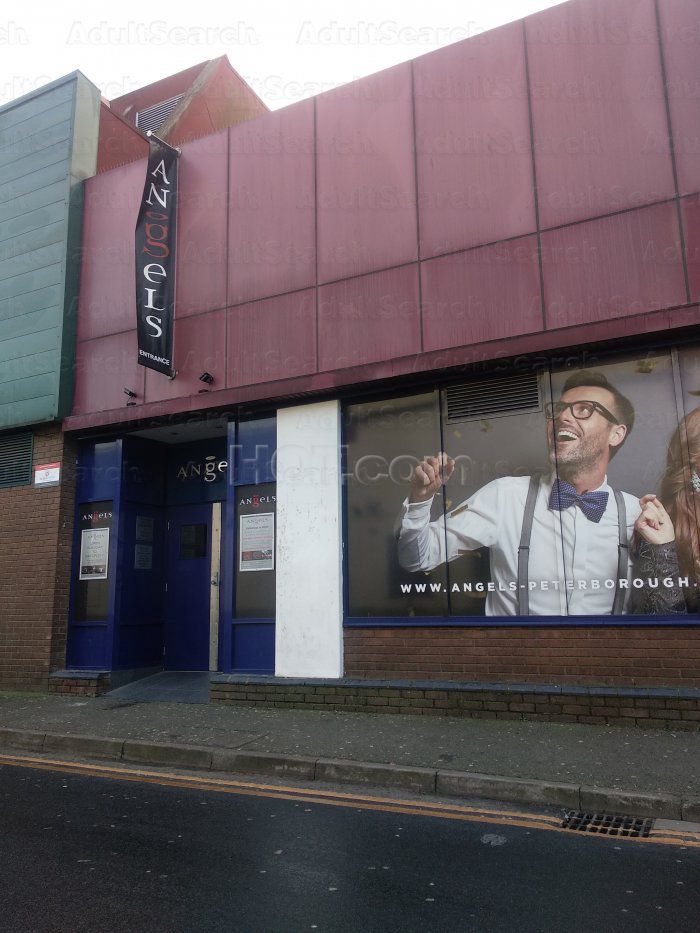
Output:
[634, 494, 675, 546]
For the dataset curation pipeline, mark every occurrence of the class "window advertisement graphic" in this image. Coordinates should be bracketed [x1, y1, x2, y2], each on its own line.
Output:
[345, 392, 447, 617]
[545, 355, 682, 617]
[669, 347, 700, 614]
[436, 372, 551, 618]
[345, 354, 699, 621]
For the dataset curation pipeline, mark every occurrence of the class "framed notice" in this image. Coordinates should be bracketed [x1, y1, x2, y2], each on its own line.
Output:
[135, 515, 154, 542]
[79, 528, 110, 580]
[239, 513, 274, 572]
[34, 462, 60, 486]
[74, 501, 113, 622]
[236, 482, 277, 618]
[134, 543, 153, 571]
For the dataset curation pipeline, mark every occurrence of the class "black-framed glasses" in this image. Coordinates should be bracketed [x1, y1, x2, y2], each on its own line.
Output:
[545, 400, 619, 423]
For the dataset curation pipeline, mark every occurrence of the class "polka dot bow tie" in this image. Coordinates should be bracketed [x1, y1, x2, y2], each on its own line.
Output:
[548, 479, 609, 523]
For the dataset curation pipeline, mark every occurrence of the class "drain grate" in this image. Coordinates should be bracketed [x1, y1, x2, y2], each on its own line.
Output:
[562, 811, 654, 838]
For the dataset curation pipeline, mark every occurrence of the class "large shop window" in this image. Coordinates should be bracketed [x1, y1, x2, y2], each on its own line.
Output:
[344, 350, 700, 624]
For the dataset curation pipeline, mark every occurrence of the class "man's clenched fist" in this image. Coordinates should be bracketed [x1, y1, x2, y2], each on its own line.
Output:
[409, 452, 455, 503]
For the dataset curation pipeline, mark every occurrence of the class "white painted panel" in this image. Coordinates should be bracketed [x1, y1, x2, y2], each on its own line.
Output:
[275, 399, 343, 677]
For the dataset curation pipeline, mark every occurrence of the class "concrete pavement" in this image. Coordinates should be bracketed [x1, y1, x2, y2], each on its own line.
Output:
[0, 690, 699, 820]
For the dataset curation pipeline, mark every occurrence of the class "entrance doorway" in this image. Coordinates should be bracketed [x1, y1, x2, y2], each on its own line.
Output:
[164, 502, 221, 671]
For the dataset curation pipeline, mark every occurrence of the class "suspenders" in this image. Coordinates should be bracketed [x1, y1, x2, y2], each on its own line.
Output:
[516, 476, 540, 616]
[516, 476, 629, 616]
[612, 490, 629, 616]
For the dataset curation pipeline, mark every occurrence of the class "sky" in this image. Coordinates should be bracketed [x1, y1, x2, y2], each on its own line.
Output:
[1, 0, 566, 110]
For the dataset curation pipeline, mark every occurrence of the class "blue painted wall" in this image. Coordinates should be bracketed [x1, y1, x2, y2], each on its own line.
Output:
[116, 438, 166, 670]
[67, 440, 122, 669]
[68, 437, 167, 671]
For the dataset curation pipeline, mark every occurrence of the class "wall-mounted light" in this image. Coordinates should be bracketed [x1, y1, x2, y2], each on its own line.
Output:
[198, 372, 215, 393]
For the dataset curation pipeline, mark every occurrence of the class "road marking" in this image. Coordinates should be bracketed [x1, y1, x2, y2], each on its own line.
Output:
[1, 751, 698, 848]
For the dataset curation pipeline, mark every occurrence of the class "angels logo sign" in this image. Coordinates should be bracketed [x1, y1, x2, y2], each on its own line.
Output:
[238, 494, 276, 507]
[135, 140, 179, 376]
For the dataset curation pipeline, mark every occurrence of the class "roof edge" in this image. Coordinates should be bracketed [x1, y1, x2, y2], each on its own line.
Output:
[0, 70, 99, 115]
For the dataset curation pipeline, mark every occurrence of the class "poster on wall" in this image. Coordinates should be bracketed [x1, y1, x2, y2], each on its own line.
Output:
[135, 515, 154, 542]
[235, 482, 277, 618]
[345, 354, 700, 621]
[134, 544, 153, 571]
[239, 513, 275, 572]
[74, 501, 113, 621]
[79, 528, 110, 580]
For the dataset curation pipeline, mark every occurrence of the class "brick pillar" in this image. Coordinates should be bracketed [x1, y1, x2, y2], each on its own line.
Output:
[0, 425, 76, 690]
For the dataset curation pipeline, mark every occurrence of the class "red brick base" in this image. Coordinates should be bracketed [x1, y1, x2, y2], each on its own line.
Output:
[344, 626, 700, 688]
[48, 674, 110, 697]
[211, 677, 700, 730]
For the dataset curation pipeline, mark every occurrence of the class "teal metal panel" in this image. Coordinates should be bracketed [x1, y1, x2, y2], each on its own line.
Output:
[0, 263, 63, 301]
[0, 80, 75, 133]
[0, 220, 65, 262]
[0, 238, 65, 276]
[0, 120, 72, 171]
[0, 348, 58, 383]
[1, 306, 61, 342]
[0, 397, 56, 430]
[1, 159, 69, 201]
[0, 328, 60, 364]
[0, 202, 67, 242]
[0, 139, 72, 185]
[0, 181, 66, 225]
[0, 372, 58, 405]
[0, 72, 100, 429]
[0, 107, 74, 153]
[0, 284, 63, 322]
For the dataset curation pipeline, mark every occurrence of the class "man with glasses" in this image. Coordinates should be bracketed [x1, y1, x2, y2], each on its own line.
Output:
[396, 370, 654, 616]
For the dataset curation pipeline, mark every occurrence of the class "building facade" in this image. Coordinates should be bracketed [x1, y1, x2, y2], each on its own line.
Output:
[0, 61, 265, 691]
[4, 0, 700, 713]
[0, 73, 100, 689]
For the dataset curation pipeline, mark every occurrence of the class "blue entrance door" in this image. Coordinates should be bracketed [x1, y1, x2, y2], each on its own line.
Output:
[164, 503, 213, 671]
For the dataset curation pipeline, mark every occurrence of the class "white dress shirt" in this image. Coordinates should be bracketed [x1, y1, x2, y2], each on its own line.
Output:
[397, 474, 641, 616]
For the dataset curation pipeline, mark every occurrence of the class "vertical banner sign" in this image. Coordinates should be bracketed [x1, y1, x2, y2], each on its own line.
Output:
[135, 141, 179, 375]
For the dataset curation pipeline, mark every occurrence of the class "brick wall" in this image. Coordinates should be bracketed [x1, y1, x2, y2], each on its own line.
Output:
[0, 426, 76, 690]
[211, 677, 700, 730]
[344, 627, 700, 688]
[48, 673, 109, 697]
